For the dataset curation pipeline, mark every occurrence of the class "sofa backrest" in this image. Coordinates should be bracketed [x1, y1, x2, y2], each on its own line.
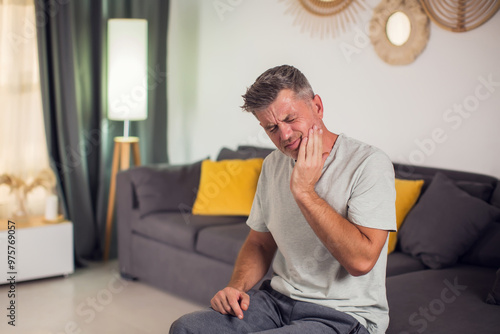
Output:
[393, 162, 499, 206]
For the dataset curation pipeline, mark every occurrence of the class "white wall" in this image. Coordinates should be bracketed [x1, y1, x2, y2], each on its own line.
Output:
[168, 0, 500, 179]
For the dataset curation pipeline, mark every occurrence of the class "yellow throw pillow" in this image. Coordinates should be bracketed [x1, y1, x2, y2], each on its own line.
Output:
[388, 178, 425, 254]
[192, 158, 264, 216]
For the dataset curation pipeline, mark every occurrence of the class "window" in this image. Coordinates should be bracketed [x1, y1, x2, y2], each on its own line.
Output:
[0, 0, 53, 219]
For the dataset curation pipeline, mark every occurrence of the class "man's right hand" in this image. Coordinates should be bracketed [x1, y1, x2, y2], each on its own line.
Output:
[210, 287, 250, 319]
[210, 230, 275, 320]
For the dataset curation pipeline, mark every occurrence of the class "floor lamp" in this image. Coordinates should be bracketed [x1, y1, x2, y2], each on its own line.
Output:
[104, 18, 148, 261]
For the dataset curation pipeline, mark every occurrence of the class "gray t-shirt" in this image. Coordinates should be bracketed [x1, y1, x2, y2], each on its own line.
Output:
[247, 133, 397, 334]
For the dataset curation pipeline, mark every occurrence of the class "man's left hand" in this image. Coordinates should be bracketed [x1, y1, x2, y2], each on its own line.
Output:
[290, 125, 326, 197]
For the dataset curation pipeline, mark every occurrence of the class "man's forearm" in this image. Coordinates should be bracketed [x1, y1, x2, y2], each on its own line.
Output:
[294, 190, 384, 276]
[228, 234, 276, 292]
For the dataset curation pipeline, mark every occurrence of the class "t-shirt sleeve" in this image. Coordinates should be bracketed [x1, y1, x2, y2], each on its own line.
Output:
[347, 150, 397, 232]
[246, 160, 270, 233]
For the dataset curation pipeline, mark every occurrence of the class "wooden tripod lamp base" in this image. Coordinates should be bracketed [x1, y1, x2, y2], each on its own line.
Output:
[103, 136, 141, 261]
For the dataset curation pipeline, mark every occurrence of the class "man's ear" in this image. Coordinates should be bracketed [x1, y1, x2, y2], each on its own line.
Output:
[312, 94, 324, 119]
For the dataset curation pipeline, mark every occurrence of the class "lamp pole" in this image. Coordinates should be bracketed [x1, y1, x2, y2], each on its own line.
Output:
[104, 19, 148, 261]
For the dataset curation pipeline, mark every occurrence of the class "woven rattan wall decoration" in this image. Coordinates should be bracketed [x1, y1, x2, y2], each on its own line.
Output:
[281, 0, 369, 38]
[420, 0, 500, 32]
[369, 0, 430, 65]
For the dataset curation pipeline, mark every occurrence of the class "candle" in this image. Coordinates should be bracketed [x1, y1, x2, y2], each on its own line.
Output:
[45, 194, 58, 221]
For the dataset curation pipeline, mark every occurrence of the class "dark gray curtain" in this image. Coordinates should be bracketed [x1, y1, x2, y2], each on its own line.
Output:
[35, 0, 169, 262]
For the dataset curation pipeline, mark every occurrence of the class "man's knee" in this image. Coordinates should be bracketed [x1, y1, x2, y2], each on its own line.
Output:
[170, 309, 228, 334]
[169, 313, 198, 334]
[169, 316, 185, 334]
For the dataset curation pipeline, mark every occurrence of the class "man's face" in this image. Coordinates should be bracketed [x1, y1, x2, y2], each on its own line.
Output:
[256, 89, 323, 160]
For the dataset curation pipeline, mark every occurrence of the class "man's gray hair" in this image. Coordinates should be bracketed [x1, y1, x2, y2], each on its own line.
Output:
[241, 65, 315, 115]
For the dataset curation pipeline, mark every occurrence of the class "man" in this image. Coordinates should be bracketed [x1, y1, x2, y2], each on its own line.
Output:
[170, 65, 396, 334]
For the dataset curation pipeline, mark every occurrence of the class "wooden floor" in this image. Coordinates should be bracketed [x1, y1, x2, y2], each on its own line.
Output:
[0, 259, 205, 333]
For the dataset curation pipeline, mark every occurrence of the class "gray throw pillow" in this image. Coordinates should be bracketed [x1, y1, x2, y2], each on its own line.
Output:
[217, 146, 274, 161]
[129, 159, 204, 217]
[399, 172, 500, 269]
[237, 145, 275, 158]
[486, 268, 500, 305]
[216, 148, 250, 161]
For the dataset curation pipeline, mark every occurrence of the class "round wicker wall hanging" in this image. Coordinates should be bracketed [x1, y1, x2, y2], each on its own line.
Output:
[420, 0, 500, 32]
[282, 0, 369, 38]
[369, 0, 430, 65]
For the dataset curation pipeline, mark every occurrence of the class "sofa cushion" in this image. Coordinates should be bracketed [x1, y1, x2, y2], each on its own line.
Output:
[129, 160, 204, 217]
[196, 223, 250, 264]
[192, 159, 263, 216]
[388, 179, 424, 254]
[461, 221, 500, 268]
[486, 268, 500, 305]
[386, 252, 427, 277]
[386, 265, 499, 334]
[399, 172, 500, 269]
[132, 212, 247, 252]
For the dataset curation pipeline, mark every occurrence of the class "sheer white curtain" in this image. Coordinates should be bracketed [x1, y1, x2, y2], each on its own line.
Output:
[0, 0, 52, 218]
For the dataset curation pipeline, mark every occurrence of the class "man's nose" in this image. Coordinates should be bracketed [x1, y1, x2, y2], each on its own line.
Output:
[279, 123, 292, 141]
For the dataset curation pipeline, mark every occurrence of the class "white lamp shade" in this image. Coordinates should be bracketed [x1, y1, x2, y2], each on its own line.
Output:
[107, 19, 148, 121]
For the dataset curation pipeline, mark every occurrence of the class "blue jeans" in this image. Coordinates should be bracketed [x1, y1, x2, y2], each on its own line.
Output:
[169, 280, 369, 334]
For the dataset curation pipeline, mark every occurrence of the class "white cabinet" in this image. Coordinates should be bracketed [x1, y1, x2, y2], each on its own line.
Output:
[0, 217, 74, 284]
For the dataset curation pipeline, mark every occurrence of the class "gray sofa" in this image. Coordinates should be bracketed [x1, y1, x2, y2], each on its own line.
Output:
[116, 145, 500, 333]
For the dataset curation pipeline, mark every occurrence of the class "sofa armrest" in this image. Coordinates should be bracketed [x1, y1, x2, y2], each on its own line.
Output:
[116, 169, 140, 278]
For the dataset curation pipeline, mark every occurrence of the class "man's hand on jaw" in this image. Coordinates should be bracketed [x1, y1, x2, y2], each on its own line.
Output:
[211, 286, 250, 320]
[289, 126, 388, 276]
[290, 125, 326, 199]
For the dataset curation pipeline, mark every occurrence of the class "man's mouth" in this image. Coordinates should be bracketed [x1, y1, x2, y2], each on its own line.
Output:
[285, 137, 301, 150]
